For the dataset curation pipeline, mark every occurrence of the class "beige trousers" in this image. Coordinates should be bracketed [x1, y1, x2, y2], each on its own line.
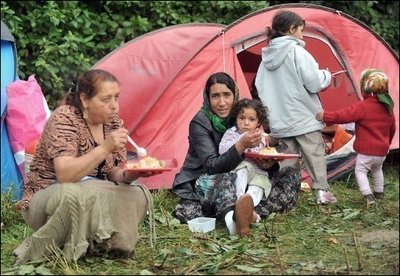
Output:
[280, 131, 329, 191]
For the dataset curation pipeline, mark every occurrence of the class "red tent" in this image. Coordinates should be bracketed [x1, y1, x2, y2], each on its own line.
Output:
[93, 23, 228, 189]
[93, 4, 399, 189]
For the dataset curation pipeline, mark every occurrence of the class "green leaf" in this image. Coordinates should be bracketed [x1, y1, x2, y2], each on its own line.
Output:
[369, 242, 385, 249]
[18, 264, 35, 275]
[234, 265, 261, 273]
[316, 259, 325, 269]
[140, 270, 155, 275]
[325, 227, 341, 234]
[343, 210, 360, 220]
[177, 247, 195, 256]
[34, 265, 53, 275]
[380, 220, 392, 226]
[246, 248, 268, 257]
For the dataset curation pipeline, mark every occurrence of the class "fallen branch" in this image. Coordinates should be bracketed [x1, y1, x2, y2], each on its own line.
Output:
[352, 232, 363, 271]
[276, 244, 285, 274]
[343, 247, 351, 274]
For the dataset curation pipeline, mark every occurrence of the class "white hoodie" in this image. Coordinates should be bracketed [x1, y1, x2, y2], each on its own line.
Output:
[255, 36, 331, 138]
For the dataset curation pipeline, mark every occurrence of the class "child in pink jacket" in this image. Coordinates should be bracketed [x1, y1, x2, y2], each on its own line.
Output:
[316, 69, 396, 206]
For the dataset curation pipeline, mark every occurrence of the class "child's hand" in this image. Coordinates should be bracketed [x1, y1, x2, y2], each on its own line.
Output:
[316, 111, 324, 121]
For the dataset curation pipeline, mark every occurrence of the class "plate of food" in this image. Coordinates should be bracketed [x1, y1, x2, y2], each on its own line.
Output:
[245, 147, 301, 161]
[124, 156, 178, 173]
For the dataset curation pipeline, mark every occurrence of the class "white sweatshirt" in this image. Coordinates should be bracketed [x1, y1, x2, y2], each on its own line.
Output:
[255, 36, 331, 138]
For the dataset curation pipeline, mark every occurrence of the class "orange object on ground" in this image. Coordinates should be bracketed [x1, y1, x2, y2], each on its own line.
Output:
[331, 125, 352, 153]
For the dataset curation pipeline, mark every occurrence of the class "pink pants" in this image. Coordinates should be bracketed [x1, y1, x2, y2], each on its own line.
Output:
[355, 153, 386, 196]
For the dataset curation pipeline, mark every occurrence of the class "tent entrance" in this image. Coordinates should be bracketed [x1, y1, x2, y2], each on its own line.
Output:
[235, 28, 361, 112]
[234, 32, 359, 183]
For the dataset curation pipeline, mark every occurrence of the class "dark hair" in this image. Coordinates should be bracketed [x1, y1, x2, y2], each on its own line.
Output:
[266, 10, 305, 40]
[204, 72, 237, 97]
[231, 98, 268, 128]
[250, 77, 260, 101]
[62, 69, 119, 110]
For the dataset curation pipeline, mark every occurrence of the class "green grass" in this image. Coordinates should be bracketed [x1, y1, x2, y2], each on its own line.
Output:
[1, 163, 399, 275]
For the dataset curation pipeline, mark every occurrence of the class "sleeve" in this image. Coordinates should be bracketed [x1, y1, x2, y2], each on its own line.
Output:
[389, 116, 396, 144]
[323, 102, 364, 125]
[45, 110, 80, 160]
[189, 117, 243, 175]
[295, 46, 332, 93]
[219, 127, 239, 155]
[104, 116, 127, 172]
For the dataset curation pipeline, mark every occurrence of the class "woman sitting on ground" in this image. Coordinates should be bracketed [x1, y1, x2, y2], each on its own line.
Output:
[15, 69, 158, 264]
[172, 72, 301, 237]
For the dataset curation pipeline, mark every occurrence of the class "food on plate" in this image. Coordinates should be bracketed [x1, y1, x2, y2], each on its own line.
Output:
[127, 156, 165, 169]
[258, 147, 280, 155]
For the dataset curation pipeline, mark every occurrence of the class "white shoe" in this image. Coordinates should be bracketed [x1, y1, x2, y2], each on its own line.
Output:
[224, 210, 237, 235]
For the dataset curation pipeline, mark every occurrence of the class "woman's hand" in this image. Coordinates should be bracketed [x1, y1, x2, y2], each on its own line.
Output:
[236, 129, 263, 154]
[101, 128, 129, 154]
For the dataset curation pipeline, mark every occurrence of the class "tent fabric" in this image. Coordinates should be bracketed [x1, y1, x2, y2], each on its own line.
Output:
[1, 40, 13, 117]
[94, 23, 225, 134]
[1, 21, 51, 199]
[1, 21, 14, 42]
[1, 21, 17, 113]
[93, 23, 227, 189]
[93, 4, 399, 190]
[1, 21, 23, 198]
[228, 3, 398, 148]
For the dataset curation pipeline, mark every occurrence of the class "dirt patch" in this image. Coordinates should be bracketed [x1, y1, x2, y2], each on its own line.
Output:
[359, 230, 399, 244]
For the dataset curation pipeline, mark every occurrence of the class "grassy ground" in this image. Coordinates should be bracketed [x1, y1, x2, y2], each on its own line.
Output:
[1, 163, 399, 275]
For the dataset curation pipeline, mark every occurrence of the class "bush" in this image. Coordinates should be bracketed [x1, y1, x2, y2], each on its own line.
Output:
[1, 1, 398, 109]
[1, 190, 24, 230]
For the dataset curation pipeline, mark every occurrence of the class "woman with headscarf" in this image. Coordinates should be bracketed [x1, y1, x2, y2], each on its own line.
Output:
[172, 72, 301, 237]
[316, 69, 396, 206]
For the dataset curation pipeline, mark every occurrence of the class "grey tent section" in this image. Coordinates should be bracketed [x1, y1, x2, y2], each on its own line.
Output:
[1, 21, 18, 82]
[1, 20, 23, 199]
[1, 21, 15, 42]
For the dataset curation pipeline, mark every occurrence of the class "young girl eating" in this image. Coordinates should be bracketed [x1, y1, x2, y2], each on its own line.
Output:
[219, 98, 275, 236]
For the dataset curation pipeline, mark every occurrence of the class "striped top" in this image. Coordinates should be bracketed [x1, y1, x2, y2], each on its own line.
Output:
[19, 105, 126, 210]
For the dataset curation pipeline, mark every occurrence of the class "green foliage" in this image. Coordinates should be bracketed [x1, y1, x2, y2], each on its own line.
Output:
[318, 0, 399, 54]
[0, 0, 267, 109]
[1, 1, 398, 109]
[1, 189, 24, 229]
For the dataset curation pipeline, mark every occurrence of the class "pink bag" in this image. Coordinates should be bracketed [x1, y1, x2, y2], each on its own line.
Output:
[6, 75, 49, 181]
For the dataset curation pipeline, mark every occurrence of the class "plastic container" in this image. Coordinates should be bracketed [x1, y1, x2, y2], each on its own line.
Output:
[187, 217, 216, 233]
